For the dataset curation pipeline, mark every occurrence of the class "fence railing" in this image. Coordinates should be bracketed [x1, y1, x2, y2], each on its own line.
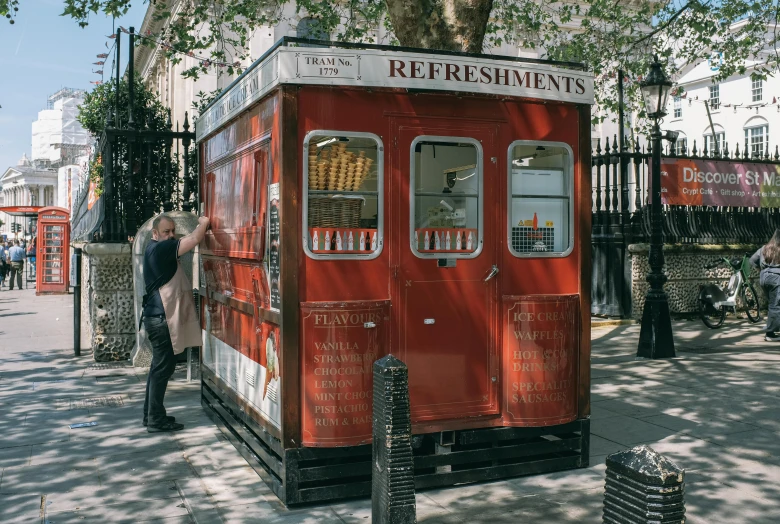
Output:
[592, 135, 780, 244]
[591, 135, 780, 317]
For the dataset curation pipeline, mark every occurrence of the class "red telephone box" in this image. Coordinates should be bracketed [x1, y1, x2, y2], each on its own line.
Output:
[36, 207, 70, 295]
[196, 38, 593, 505]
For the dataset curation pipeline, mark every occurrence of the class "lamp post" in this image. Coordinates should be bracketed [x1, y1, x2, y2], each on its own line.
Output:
[637, 56, 676, 359]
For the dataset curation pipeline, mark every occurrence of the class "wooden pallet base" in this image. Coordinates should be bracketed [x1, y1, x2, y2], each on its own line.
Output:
[201, 378, 590, 506]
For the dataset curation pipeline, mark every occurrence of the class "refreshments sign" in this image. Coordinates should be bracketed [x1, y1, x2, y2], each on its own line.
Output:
[661, 158, 780, 207]
[196, 46, 594, 140]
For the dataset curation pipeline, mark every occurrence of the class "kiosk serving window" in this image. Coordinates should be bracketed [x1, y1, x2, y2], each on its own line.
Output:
[303, 131, 383, 259]
[508, 141, 573, 256]
[411, 137, 482, 258]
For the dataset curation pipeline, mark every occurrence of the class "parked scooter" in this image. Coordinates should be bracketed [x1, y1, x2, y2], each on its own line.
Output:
[698, 254, 761, 328]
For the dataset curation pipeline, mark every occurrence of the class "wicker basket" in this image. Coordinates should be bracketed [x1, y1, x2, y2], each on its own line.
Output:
[308, 197, 362, 228]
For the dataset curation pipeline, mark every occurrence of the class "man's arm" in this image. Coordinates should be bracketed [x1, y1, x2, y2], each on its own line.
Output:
[177, 216, 210, 257]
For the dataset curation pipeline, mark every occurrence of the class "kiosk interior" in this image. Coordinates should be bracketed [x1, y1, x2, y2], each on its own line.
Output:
[197, 38, 593, 505]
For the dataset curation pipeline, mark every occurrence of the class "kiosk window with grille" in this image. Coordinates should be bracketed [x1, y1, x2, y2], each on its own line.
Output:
[508, 142, 573, 257]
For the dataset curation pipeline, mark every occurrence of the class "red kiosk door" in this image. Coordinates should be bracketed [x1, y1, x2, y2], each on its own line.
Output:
[393, 120, 500, 424]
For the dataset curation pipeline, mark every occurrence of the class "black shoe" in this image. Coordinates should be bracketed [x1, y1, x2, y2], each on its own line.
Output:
[143, 415, 175, 427]
[766, 333, 780, 342]
[147, 421, 185, 433]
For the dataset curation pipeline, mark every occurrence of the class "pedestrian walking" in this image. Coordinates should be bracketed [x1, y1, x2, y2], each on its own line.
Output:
[7, 240, 25, 290]
[140, 214, 209, 432]
[751, 229, 780, 341]
[0, 243, 7, 288]
[27, 237, 36, 279]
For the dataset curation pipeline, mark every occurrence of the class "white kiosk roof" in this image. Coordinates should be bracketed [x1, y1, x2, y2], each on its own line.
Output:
[196, 39, 594, 141]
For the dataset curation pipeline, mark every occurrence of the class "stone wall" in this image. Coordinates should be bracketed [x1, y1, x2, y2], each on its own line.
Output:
[82, 243, 135, 361]
[630, 244, 765, 320]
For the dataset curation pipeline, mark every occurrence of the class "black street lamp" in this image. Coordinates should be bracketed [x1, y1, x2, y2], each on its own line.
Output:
[637, 56, 676, 359]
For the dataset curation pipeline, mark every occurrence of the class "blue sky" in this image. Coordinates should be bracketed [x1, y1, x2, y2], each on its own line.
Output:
[0, 0, 147, 171]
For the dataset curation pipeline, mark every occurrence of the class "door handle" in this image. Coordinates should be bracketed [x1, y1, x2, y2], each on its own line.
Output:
[484, 265, 499, 282]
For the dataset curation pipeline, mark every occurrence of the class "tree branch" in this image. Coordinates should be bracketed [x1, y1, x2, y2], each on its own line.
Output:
[625, 1, 697, 53]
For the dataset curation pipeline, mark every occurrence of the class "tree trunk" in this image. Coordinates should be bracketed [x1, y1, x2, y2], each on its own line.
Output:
[384, 0, 494, 53]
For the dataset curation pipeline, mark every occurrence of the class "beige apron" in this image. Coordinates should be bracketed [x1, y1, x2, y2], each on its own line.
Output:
[159, 262, 202, 355]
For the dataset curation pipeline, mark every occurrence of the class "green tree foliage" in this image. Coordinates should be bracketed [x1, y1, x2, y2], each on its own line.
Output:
[8, 0, 777, 127]
[78, 78, 183, 221]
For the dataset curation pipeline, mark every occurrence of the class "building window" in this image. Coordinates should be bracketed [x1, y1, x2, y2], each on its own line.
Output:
[303, 131, 383, 259]
[703, 133, 725, 155]
[709, 84, 720, 110]
[674, 137, 688, 156]
[745, 126, 768, 157]
[673, 97, 682, 118]
[508, 142, 573, 256]
[411, 137, 482, 258]
[752, 76, 763, 102]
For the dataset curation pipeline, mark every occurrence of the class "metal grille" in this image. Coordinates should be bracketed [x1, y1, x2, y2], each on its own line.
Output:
[512, 226, 554, 252]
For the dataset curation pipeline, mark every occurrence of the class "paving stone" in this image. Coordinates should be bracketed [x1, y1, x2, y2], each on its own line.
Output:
[591, 414, 678, 446]
[641, 412, 761, 439]
[217, 503, 342, 524]
[0, 462, 100, 494]
[548, 487, 603, 522]
[44, 499, 193, 524]
[30, 433, 179, 466]
[0, 444, 30, 468]
[44, 480, 180, 513]
[590, 397, 672, 418]
[646, 434, 734, 473]
[703, 428, 780, 462]
[683, 472, 780, 524]
[589, 435, 626, 457]
[0, 492, 46, 523]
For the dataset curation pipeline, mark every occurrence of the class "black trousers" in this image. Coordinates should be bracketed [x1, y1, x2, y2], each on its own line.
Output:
[143, 316, 177, 426]
[8, 262, 23, 290]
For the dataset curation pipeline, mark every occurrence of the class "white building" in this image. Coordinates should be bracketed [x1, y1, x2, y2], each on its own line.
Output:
[0, 154, 58, 238]
[31, 88, 90, 168]
[665, 54, 777, 158]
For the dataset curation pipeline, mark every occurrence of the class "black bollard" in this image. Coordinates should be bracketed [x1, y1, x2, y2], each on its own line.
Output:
[73, 247, 82, 357]
[372, 355, 416, 524]
[603, 445, 685, 524]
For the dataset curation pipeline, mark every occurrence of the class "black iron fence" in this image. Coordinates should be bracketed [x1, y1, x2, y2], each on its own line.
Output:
[591, 135, 780, 316]
[71, 27, 197, 244]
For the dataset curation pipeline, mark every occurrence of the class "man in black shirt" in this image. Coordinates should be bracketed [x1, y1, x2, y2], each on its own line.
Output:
[142, 213, 209, 432]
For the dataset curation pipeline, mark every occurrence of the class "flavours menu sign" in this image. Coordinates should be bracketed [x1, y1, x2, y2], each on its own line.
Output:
[502, 295, 579, 427]
[300, 301, 390, 447]
[661, 158, 780, 207]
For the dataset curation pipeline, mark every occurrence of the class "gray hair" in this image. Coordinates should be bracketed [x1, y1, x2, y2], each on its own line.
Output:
[152, 214, 174, 231]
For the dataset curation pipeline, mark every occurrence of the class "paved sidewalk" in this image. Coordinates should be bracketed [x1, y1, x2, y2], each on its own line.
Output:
[2, 288, 780, 523]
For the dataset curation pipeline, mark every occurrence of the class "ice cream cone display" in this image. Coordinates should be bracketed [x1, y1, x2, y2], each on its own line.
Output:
[308, 142, 374, 192]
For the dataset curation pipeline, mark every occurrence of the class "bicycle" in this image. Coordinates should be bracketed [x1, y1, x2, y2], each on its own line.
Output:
[698, 254, 761, 329]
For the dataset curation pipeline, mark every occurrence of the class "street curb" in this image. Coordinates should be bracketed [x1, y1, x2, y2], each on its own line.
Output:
[591, 318, 637, 328]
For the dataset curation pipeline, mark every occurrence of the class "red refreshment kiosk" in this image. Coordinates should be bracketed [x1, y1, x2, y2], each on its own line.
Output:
[35, 207, 70, 295]
[196, 38, 593, 505]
